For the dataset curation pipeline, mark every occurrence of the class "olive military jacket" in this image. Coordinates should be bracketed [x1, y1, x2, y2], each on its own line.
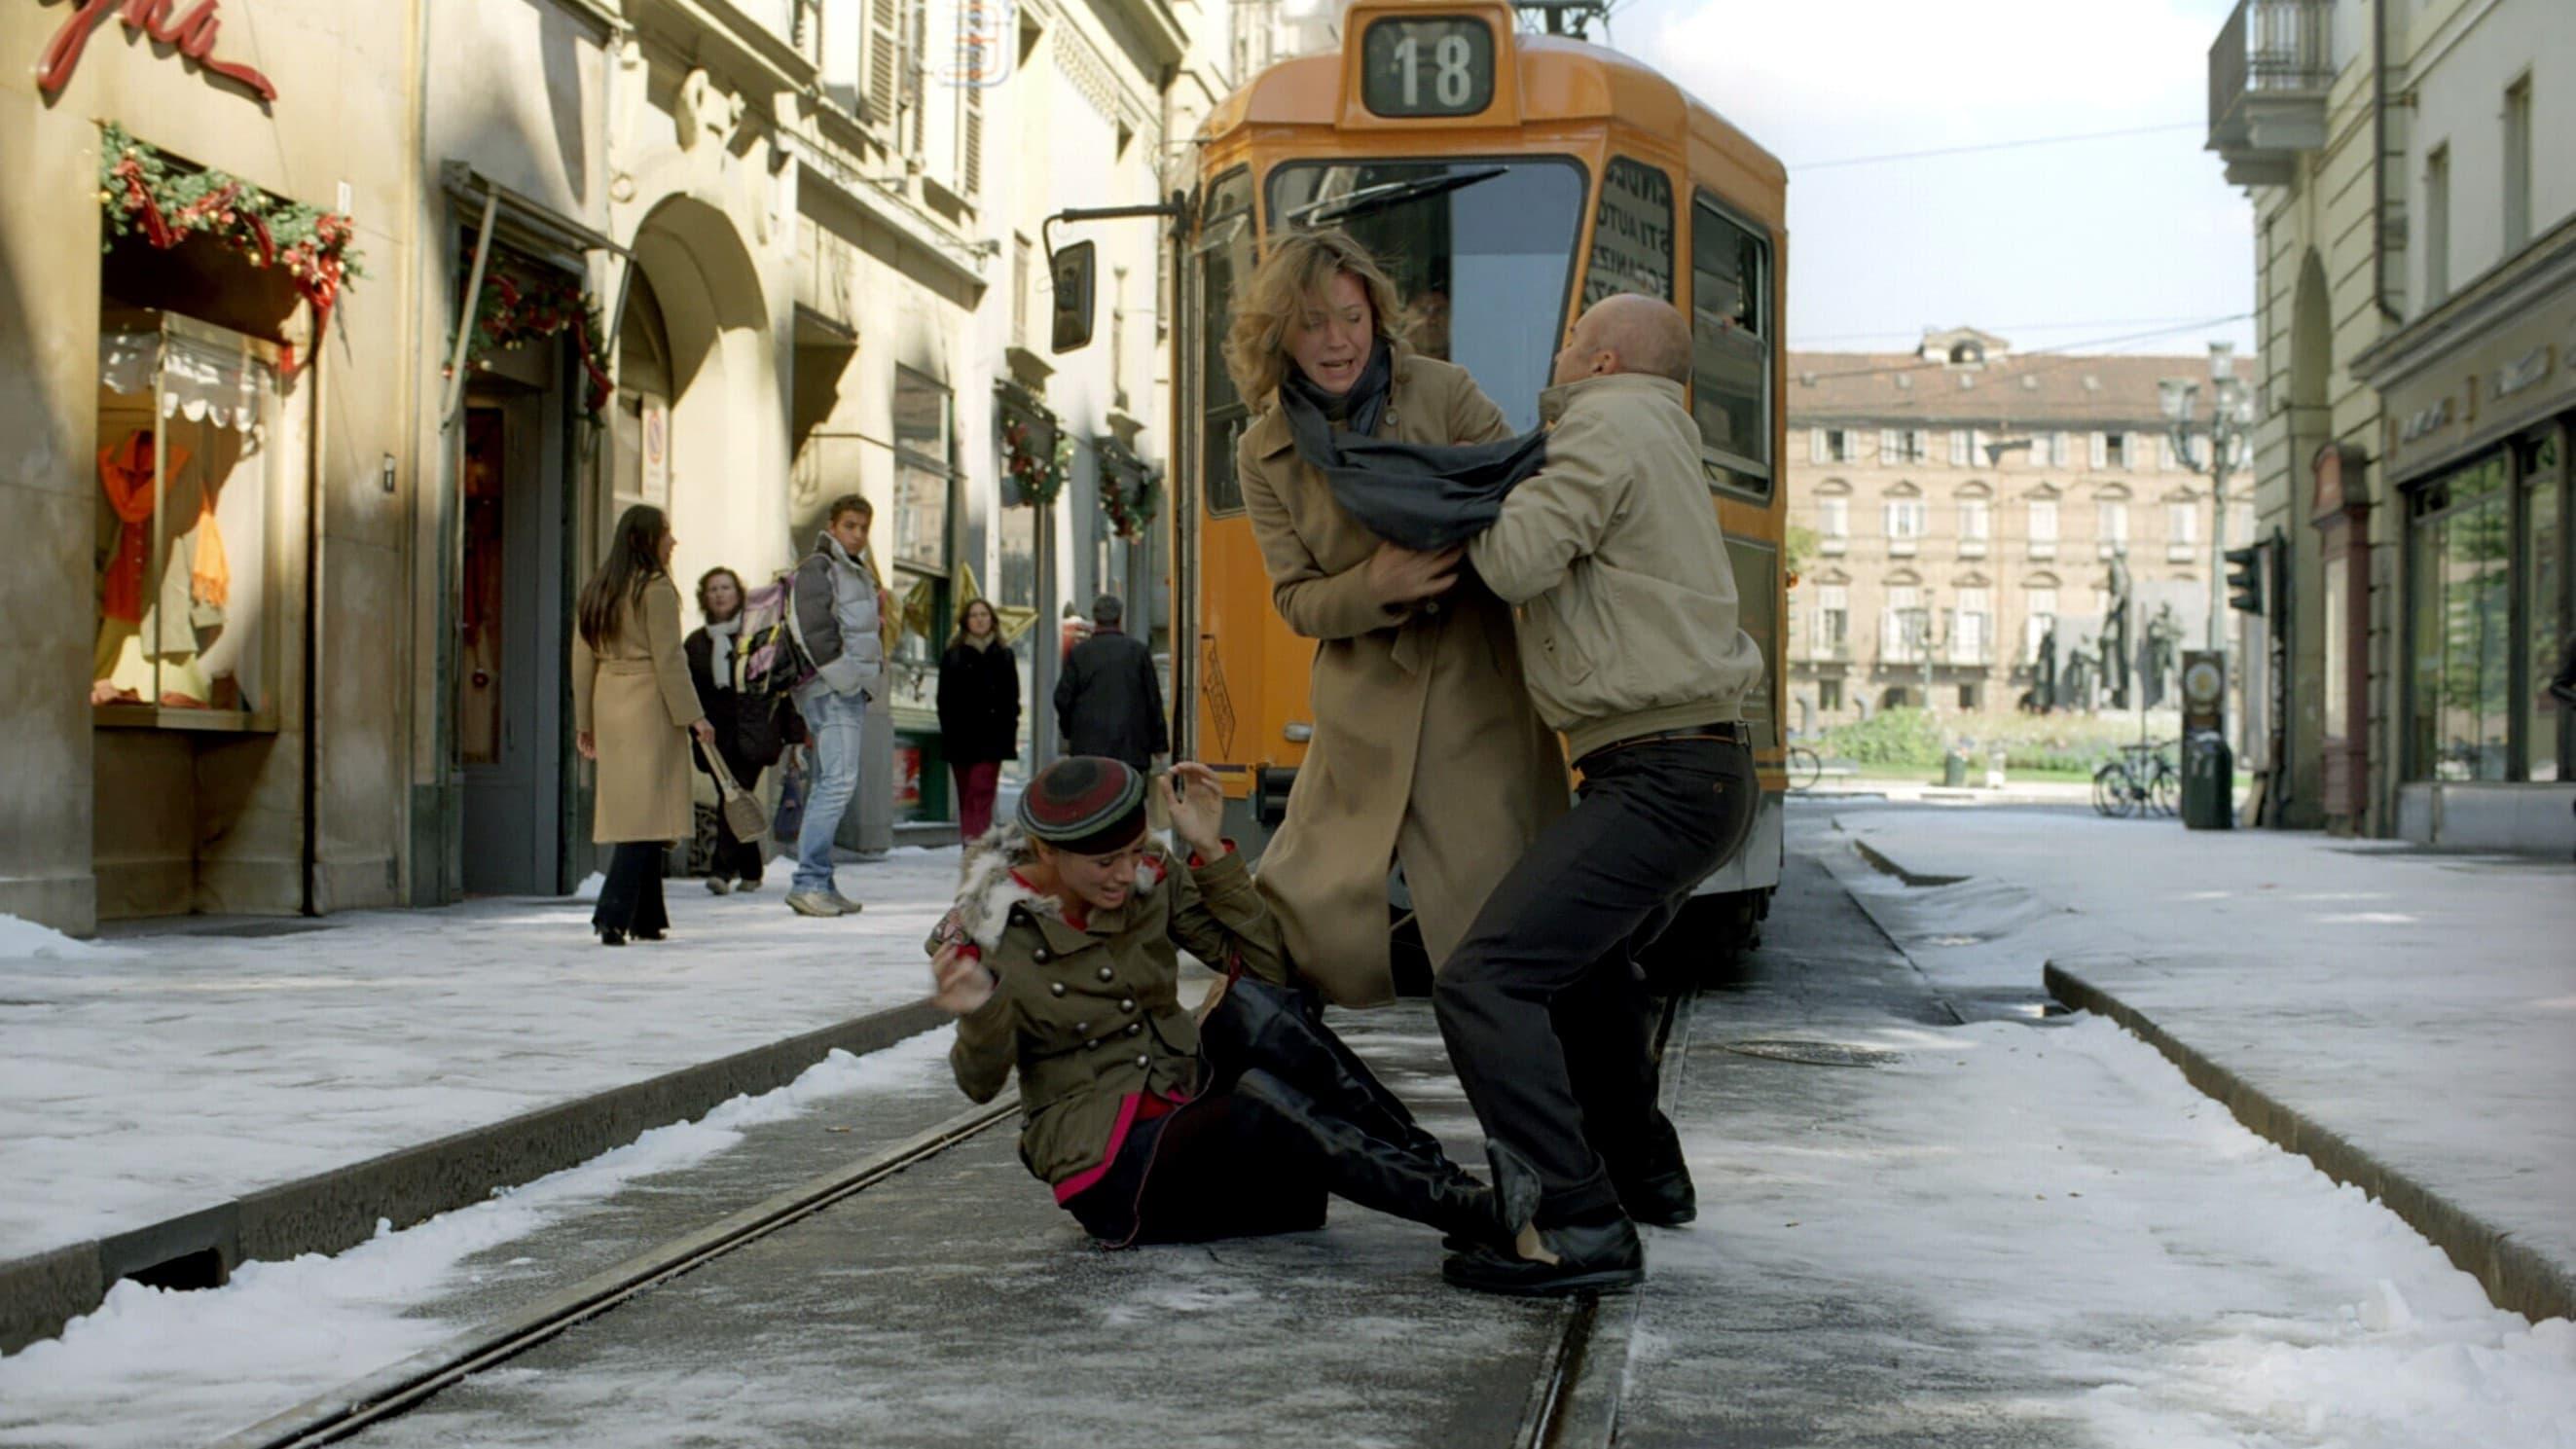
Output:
[945, 825, 1290, 1189]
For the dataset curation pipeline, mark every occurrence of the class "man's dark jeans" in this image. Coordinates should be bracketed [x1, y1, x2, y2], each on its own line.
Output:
[1434, 735, 1757, 1224]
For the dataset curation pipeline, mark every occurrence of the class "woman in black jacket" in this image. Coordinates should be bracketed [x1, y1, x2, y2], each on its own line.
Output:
[684, 566, 802, 892]
[936, 598, 1020, 841]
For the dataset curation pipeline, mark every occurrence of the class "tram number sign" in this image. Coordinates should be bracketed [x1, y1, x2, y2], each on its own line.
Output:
[1361, 18, 1495, 118]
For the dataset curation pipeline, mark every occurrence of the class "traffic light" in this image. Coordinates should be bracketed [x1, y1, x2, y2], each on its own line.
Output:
[2225, 543, 2265, 615]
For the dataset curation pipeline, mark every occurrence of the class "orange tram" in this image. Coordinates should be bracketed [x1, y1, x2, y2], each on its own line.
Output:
[1057, 0, 1790, 960]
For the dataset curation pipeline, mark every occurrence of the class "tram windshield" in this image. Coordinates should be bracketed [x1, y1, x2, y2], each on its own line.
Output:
[1268, 158, 1584, 433]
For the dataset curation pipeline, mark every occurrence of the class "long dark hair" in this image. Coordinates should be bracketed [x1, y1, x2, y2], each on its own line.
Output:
[578, 504, 669, 650]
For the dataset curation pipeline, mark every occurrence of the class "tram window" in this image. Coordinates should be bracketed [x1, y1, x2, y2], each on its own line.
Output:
[1583, 158, 1673, 308]
[1201, 166, 1255, 517]
[1691, 192, 1771, 494]
[1268, 158, 1582, 433]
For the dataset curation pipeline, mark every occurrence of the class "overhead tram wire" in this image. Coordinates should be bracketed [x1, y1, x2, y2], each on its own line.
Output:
[1791, 120, 2203, 172]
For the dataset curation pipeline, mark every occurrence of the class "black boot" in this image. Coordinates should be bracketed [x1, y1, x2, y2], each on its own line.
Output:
[1612, 1113, 1696, 1227]
[1442, 1213, 1645, 1297]
[1207, 979, 1453, 1164]
[1235, 1070, 1510, 1246]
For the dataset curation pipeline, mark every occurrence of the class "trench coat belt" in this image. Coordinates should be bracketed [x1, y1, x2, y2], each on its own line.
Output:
[596, 659, 657, 675]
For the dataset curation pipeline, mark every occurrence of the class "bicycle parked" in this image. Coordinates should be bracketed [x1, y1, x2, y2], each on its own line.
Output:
[2091, 740, 2180, 819]
[1786, 743, 1823, 793]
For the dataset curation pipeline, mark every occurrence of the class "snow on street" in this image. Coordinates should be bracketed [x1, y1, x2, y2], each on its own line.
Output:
[0, 1032, 964, 1449]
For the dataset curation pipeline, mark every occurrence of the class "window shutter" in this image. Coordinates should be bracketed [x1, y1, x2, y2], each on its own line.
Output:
[1880, 427, 1900, 460]
[1809, 428, 1826, 463]
[2089, 431, 2108, 468]
[866, 0, 899, 128]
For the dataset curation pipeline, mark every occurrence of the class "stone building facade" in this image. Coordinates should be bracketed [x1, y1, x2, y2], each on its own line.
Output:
[1783, 330, 2237, 735]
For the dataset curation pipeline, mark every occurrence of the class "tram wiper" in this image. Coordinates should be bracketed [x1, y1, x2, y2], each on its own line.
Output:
[1287, 166, 1507, 228]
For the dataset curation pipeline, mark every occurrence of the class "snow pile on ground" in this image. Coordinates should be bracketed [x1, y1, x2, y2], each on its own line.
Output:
[1664, 1009, 2576, 1448]
[0, 915, 119, 960]
[0, 847, 965, 1263]
[1823, 805, 2576, 1303]
[0, 1034, 957, 1449]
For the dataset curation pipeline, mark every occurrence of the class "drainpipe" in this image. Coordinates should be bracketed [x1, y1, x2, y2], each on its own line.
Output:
[2373, 0, 2402, 322]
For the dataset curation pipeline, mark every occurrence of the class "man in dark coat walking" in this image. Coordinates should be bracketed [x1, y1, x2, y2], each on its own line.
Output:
[1054, 594, 1167, 773]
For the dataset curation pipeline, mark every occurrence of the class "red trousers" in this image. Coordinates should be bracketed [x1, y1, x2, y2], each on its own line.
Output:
[953, 760, 1001, 841]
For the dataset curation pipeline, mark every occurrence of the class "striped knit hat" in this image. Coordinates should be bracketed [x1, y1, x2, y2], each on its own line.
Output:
[1018, 756, 1148, 855]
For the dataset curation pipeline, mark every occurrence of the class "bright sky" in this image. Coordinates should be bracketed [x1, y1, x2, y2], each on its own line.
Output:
[1602, 0, 2259, 359]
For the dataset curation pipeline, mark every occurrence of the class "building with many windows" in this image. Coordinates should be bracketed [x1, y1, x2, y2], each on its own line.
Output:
[1783, 330, 2237, 734]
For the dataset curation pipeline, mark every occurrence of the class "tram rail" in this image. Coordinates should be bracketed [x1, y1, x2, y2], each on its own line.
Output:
[215, 988, 1700, 1449]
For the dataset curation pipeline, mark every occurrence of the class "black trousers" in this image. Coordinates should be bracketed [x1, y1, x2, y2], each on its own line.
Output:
[1434, 737, 1757, 1225]
[1067, 1090, 1332, 1246]
[593, 841, 671, 935]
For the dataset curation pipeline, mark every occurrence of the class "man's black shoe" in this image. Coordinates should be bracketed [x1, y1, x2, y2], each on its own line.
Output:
[1441, 1214, 1644, 1297]
[1616, 1166, 1697, 1227]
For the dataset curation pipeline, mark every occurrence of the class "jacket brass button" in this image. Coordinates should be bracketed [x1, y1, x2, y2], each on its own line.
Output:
[1085, 1037, 1101, 1050]
[1125, 1022, 1142, 1037]
[1074, 1021, 1091, 1033]
[1033, 949, 1051, 963]
[1120, 997, 1136, 1012]
[1049, 982, 1067, 997]
[1134, 1054, 1150, 1069]
[1097, 966, 1114, 982]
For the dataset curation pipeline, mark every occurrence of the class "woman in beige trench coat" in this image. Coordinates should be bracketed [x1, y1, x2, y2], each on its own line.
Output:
[572, 504, 714, 946]
[1226, 231, 1568, 1006]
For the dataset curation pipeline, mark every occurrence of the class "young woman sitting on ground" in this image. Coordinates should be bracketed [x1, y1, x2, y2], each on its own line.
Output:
[928, 755, 1534, 1249]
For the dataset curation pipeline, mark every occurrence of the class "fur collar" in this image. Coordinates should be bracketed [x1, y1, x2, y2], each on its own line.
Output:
[953, 821, 1171, 949]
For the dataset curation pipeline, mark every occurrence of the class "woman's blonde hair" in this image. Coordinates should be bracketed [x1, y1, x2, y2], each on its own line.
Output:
[1221, 229, 1412, 406]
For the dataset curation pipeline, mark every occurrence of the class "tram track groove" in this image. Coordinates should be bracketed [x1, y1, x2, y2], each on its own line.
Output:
[211, 1096, 1021, 1449]
[1515, 986, 1698, 1449]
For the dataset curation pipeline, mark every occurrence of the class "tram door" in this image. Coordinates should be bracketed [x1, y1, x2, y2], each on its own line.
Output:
[457, 390, 566, 895]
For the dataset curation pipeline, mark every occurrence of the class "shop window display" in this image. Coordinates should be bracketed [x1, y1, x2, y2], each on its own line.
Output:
[91, 309, 279, 729]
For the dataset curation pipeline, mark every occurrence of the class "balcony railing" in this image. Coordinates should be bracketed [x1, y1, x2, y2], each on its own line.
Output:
[2167, 539, 2199, 563]
[2208, 0, 2334, 186]
[2028, 539, 2057, 561]
[1889, 536, 1918, 558]
[1959, 537, 1989, 560]
[1818, 534, 1848, 556]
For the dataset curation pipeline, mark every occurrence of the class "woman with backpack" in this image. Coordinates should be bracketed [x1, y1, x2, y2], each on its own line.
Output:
[685, 565, 806, 893]
[573, 505, 714, 946]
[935, 598, 1020, 842]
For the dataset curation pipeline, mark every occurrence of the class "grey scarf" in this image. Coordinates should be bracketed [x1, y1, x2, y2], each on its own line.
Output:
[1278, 341, 1547, 553]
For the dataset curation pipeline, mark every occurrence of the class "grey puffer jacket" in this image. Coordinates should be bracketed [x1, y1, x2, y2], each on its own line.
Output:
[789, 531, 885, 700]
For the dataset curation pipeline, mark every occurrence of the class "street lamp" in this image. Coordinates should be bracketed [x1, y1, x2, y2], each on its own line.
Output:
[2159, 341, 2255, 653]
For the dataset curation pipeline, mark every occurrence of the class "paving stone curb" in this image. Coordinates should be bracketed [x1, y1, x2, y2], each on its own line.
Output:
[0, 999, 945, 1354]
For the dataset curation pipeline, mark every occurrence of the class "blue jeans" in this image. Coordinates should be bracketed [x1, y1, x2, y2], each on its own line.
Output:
[793, 685, 867, 892]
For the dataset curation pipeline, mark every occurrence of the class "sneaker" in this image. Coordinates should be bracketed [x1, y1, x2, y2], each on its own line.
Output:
[704, 877, 733, 896]
[735, 876, 762, 893]
[786, 890, 844, 918]
[822, 889, 864, 916]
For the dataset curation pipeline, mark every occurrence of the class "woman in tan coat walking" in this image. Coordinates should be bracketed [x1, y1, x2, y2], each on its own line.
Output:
[572, 504, 714, 946]
[1226, 230, 1568, 1006]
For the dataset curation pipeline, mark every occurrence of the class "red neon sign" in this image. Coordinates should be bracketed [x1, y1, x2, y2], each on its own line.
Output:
[38, 0, 281, 103]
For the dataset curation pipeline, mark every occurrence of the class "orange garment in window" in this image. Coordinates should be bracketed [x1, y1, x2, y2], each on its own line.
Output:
[190, 489, 230, 608]
[96, 432, 191, 623]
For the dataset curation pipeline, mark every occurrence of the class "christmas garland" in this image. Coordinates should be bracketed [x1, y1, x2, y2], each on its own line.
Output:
[457, 266, 615, 417]
[97, 124, 363, 375]
[1101, 457, 1157, 542]
[1003, 417, 1071, 507]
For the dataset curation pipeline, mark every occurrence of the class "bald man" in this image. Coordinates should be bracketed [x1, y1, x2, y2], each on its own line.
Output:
[1433, 293, 1766, 1295]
